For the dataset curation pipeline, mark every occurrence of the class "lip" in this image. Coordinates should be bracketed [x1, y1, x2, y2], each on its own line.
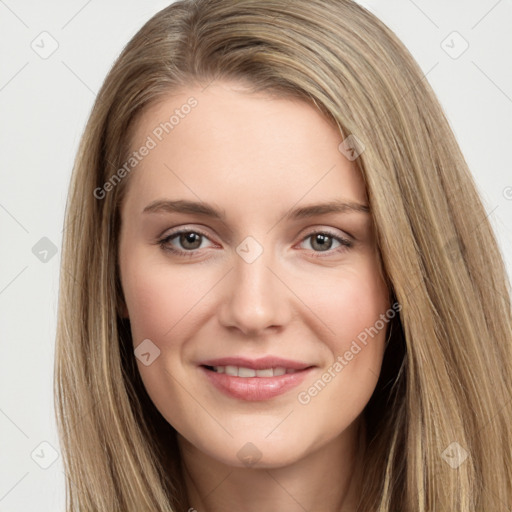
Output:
[198, 356, 315, 401]
[199, 356, 312, 370]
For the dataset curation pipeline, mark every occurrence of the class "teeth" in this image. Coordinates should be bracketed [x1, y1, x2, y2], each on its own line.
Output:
[225, 365, 238, 376]
[256, 368, 273, 377]
[212, 366, 297, 377]
[238, 367, 256, 377]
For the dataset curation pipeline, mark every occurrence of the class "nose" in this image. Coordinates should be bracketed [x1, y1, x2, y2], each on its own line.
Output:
[217, 244, 291, 336]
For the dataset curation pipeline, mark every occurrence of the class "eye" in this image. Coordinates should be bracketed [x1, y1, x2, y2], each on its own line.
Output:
[299, 230, 353, 256]
[157, 227, 354, 259]
[158, 229, 216, 256]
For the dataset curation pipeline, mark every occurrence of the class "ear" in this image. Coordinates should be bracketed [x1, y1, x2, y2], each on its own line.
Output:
[120, 302, 129, 319]
[115, 271, 130, 319]
[117, 292, 130, 319]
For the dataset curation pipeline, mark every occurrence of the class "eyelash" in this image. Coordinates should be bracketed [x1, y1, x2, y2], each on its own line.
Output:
[157, 228, 353, 259]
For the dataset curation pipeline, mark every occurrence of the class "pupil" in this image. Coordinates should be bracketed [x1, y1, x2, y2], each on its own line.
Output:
[312, 233, 331, 251]
[181, 232, 201, 249]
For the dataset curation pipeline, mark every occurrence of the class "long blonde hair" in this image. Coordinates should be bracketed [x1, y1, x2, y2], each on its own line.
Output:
[54, 0, 512, 510]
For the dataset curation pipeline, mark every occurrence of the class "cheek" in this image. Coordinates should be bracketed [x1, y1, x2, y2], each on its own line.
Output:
[294, 259, 390, 407]
[335, 277, 388, 356]
[122, 271, 174, 343]
[121, 252, 210, 343]
[296, 260, 389, 351]
[120, 254, 208, 428]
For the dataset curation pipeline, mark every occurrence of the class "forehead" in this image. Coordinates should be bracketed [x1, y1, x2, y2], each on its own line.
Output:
[122, 81, 367, 218]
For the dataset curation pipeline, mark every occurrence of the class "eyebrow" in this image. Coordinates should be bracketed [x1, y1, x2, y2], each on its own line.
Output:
[142, 199, 370, 221]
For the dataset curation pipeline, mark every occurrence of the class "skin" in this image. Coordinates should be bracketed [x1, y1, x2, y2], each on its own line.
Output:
[118, 80, 391, 511]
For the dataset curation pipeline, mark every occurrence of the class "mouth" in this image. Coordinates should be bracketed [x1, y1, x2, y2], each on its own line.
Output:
[203, 365, 303, 377]
[199, 358, 315, 401]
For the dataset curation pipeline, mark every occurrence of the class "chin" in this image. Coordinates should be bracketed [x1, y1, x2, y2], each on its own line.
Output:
[178, 428, 312, 469]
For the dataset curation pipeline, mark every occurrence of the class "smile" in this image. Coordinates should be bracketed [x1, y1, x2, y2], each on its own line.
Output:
[206, 365, 298, 377]
[199, 358, 315, 401]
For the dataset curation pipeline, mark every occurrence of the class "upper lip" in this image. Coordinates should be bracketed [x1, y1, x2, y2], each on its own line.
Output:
[199, 356, 314, 370]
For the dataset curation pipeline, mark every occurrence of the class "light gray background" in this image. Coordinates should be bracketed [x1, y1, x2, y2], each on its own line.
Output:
[1, 1, 511, 510]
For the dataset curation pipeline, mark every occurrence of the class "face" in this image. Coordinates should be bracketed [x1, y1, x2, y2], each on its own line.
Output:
[118, 80, 390, 469]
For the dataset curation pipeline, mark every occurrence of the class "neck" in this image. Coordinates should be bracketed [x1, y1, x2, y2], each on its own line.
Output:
[177, 418, 365, 512]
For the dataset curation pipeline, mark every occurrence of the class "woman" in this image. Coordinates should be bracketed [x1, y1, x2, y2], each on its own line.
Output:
[54, 0, 512, 510]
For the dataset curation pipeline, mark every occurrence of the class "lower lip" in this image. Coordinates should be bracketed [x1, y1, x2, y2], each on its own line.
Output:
[200, 366, 314, 401]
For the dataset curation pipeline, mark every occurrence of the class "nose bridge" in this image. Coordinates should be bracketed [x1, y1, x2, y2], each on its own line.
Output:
[218, 236, 288, 334]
